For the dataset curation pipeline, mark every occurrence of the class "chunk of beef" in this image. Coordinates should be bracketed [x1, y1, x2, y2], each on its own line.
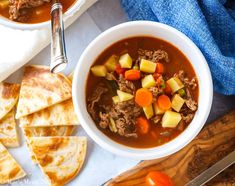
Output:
[109, 99, 142, 137]
[181, 113, 194, 123]
[175, 70, 197, 90]
[115, 118, 137, 138]
[185, 88, 197, 111]
[99, 112, 109, 129]
[177, 120, 186, 131]
[137, 49, 169, 63]
[114, 100, 142, 117]
[149, 86, 163, 102]
[189, 77, 197, 90]
[9, 0, 51, 20]
[88, 79, 141, 138]
[117, 75, 135, 94]
[152, 49, 169, 62]
[151, 115, 162, 124]
[179, 86, 197, 124]
[87, 83, 108, 120]
[174, 70, 198, 112]
[185, 98, 197, 111]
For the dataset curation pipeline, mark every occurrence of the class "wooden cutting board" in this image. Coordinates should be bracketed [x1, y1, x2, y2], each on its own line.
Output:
[106, 110, 235, 186]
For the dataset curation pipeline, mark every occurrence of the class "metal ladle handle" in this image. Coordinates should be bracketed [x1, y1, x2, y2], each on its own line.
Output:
[50, 2, 68, 73]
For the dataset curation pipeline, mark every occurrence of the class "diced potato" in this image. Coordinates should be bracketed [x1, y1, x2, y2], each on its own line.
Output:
[109, 117, 117, 133]
[140, 59, 157, 73]
[141, 75, 156, 88]
[104, 55, 118, 72]
[112, 96, 120, 104]
[91, 65, 107, 77]
[153, 102, 165, 115]
[171, 94, 185, 112]
[119, 53, 132, 68]
[143, 104, 154, 119]
[133, 65, 139, 70]
[162, 111, 182, 128]
[167, 77, 184, 93]
[117, 90, 133, 102]
[0, 0, 9, 9]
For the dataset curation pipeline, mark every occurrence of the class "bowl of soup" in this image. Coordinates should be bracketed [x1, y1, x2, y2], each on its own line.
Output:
[0, 0, 84, 30]
[73, 21, 213, 160]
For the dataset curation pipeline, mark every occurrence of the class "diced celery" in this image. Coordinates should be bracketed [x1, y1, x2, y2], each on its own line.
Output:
[112, 96, 120, 104]
[91, 65, 107, 77]
[133, 65, 139, 70]
[178, 89, 186, 97]
[162, 111, 182, 128]
[104, 55, 118, 72]
[109, 117, 117, 133]
[117, 90, 133, 102]
[0, 0, 9, 9]
[141, 74, 156, 88]
[167, 77, 184, 93]
[160, 80, 166, 89]
[119, 53, 132, 68]
[171, 94, 185, 112]
[153, 102, 165, 115]
[143, 104, 154, 119]
[140, 59, 157, 73]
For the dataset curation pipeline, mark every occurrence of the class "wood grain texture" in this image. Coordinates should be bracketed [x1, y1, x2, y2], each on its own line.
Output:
[106, 110, 235, 186]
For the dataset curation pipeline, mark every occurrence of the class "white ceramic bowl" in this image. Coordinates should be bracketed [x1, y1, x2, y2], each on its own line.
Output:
[0, 0, 85, 30]
[73, 21, 213, 160]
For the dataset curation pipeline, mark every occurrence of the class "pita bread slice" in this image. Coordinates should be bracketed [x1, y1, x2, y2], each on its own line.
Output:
[29, 136, 87, 186]
[0, 142, 26, 184]
[20, 99, 79, 127]
[0, 82, 20, 120]
[0, 109, 19, 147]
[22, 126, 76, 164]
[16, 65, 72, 119]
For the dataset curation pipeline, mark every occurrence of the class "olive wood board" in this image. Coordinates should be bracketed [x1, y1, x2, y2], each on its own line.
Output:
[105, 110, 235, 186]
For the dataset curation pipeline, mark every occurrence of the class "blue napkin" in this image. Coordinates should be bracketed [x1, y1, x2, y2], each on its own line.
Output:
[121, 0, 235, 95]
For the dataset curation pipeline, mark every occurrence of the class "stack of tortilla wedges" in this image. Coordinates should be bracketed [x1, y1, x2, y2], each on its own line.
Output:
[0, 65, 87, 186]
[0, 81, 26, 184]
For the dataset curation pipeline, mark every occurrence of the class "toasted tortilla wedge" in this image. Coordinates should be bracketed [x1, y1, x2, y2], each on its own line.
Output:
[29, 137, 87, 186]
[22, 126, 76, 164]
[0, 109, 19, 147]
[0, 142, 26, 184]
[20, 99, 79, 127]
[0, 82, 20, 120]
[16, 65, 72, 119]
[23, 126, 76, 137]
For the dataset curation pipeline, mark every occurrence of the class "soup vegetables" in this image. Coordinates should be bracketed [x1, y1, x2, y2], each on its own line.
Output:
[90, 52, 194, 134]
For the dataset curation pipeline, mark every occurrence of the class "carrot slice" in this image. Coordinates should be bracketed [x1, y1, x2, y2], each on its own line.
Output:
[136, 117, 150, 134]
[156, 63, 164, 74]
[125, 69, 141, 80]
[135, 88, 153, 107]
[146, 171, 174, 186]
[157, 95, 171, 110]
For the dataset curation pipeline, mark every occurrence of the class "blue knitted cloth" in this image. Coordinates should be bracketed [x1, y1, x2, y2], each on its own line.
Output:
[121, 0, 235, 95]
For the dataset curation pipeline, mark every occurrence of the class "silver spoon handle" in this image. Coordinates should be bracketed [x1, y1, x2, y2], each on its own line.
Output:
[50, 2, 68, 73]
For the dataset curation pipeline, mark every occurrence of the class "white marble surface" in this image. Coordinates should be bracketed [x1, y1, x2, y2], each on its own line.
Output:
[6, 1, 140, 186]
